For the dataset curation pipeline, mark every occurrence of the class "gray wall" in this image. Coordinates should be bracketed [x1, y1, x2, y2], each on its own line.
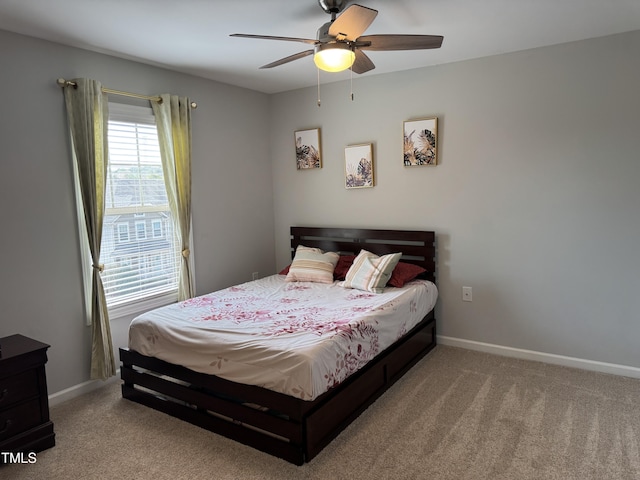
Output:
[270, 30, 640, 368]
[2, 26, 639, 397]
[0, 30, 275, 394]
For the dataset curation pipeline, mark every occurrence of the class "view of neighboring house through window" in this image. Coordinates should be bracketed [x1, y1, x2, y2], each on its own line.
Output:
[135, 221, 147, 240]
[151, 219, 163, 238]
[100, 103, 181, 310]
[117, 223, 129, 243]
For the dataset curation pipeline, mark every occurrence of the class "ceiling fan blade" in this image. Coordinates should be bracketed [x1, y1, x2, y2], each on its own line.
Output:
[329, 4, 378, 41]
[259, 50, 314, 69]
[358, 34, 444, 51]
[230, 33, 318, 45]
[351, 49, 375, 74]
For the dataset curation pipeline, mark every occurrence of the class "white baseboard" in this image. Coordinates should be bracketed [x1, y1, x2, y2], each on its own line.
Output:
[48, 369, 121, 407]
[437, 335, 640, 380]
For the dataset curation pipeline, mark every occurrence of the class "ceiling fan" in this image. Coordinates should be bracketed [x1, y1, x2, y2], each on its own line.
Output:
[230, 0, 443, 74]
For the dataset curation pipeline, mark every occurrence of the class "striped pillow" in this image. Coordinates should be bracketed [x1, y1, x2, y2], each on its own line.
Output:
[341, 250, 402, 293]
[285, 245, 340, 284]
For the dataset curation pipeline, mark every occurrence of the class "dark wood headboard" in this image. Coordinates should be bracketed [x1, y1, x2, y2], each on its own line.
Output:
[290, 226, 436, 283]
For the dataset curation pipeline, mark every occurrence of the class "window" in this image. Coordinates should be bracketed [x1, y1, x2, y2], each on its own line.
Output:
[151, 219, 163, 238]
[135, 221, 147, 240]
[100, 103, 181, 313]
[116, 223, 129, 243]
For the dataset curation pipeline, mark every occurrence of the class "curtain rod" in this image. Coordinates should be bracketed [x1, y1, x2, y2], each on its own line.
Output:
[56, 78, 197, 109]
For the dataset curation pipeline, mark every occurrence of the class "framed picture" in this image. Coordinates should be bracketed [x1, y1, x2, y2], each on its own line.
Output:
[295, 128, 322, 169]
[344, 143, 374, 189]
[403, 117, 438, 166]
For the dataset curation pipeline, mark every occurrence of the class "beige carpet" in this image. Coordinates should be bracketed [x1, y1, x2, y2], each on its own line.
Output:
[4, 346, 640, 480]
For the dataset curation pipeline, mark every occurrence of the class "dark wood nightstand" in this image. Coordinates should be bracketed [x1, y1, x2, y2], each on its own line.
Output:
[0, 334, 55, 457]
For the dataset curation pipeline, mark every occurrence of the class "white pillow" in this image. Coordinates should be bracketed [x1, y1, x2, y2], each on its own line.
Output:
[340, 249, 402, 293]
[285, 245, 339, 284]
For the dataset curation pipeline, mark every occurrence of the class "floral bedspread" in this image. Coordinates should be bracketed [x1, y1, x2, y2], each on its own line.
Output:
[128, 274, 438, 400]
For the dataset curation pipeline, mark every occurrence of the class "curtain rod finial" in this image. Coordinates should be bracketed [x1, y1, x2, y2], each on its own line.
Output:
[56, 78, 77, 88]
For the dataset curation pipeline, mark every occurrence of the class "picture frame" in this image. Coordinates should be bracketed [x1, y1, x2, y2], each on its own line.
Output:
[344, 143, 374, 189]
[403, 117, 438, 166]
[294, 128, 322, 169]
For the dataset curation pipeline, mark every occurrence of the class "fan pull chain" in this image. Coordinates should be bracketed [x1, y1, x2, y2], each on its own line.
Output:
[350, 67, 354, 101]
[317, 68, 321, 107]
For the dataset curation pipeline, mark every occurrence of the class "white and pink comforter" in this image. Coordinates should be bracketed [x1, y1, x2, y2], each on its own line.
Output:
[128, 274, 438, 401]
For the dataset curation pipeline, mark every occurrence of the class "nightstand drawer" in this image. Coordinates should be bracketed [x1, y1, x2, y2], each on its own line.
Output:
[0, 334, 54, 454]
[0, 399, 42, 442]
[0, 369, 39, 410]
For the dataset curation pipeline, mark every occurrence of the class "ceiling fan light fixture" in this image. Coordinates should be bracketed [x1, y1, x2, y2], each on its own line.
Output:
[314, 43, 355, 72]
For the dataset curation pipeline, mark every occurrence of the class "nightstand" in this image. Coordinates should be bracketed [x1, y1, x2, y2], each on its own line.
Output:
[0, 334, 55, 456]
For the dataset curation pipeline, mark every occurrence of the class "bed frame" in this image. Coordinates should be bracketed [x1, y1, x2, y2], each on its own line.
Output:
[120, 227, 436, 465]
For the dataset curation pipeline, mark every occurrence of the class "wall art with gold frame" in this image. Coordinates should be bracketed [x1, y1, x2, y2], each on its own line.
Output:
[403, 117, 437, 166]
[344, 143, 374, 189]
[295, 127, 322, 169]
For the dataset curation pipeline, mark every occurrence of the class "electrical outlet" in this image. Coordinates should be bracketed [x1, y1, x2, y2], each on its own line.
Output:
[462, 286, 472, 302]
[252, 272, 259, 281]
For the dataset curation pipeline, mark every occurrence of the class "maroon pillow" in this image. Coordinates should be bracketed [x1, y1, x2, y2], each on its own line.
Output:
[387, 262, 427, 288]
[279, 265, 290, 275]
[333, 255, 356, 280]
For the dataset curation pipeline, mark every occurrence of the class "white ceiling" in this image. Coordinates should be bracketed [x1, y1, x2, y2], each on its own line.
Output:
[1, 0, 639, 94]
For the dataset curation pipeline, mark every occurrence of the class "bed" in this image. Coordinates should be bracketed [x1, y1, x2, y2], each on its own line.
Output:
[120, 226, 438, 464]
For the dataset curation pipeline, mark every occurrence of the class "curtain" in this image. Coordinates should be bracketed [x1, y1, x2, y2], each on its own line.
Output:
[63, 78, 116, 380]
[152, 95, 195, 301]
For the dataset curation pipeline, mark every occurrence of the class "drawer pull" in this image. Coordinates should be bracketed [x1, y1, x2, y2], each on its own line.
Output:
[0, 388, 7, 403]
[0, 419, 12, 434]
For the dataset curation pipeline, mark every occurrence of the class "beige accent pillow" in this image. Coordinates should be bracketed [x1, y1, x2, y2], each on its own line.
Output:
[340, 249, 402, 293]
[284, 245, 340, 284]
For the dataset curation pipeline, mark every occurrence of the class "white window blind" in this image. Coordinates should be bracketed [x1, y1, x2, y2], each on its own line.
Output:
[100, 103, 181, 309]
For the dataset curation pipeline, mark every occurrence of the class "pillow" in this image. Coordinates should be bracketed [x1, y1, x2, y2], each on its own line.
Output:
[279, 265, 290, 275]
[284, 245, 339, 284]
[280, 254, 356, 280]
[387, 262, 427, 288]
[333, 255, 356, 280]
[341, 250, 402, 293]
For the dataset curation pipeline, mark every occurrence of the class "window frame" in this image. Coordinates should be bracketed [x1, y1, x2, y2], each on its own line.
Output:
[116, 223, 130, 243]
[102, 102, 194, 320]
[134, 220, 147, 240]
[151, 219, 163, 238]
